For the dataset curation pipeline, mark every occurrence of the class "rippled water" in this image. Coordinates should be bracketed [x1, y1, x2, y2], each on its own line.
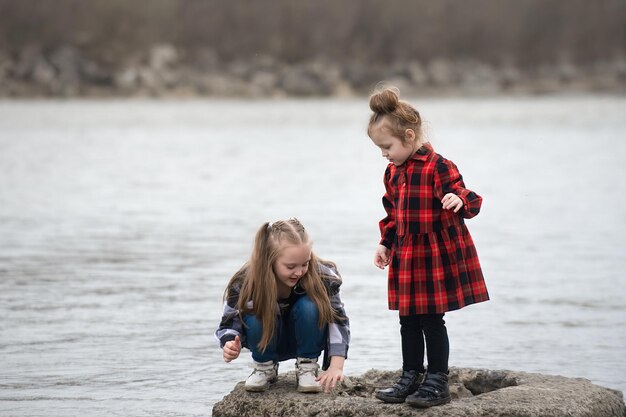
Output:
[1, 96, 625, 416]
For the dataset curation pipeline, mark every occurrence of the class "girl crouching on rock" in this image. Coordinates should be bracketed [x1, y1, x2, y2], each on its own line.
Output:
[215, 218, 350, 393]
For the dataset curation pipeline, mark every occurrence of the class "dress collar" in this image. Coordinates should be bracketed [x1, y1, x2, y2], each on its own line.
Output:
[409, 142, 434, 163]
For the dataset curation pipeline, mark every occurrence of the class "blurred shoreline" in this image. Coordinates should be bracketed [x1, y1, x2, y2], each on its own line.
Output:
[2, 44, 625, 98]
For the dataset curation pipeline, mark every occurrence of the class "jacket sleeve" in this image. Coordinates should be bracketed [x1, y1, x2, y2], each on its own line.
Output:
[214, 283, 244, 348]
[379, 165, 397, 248]
[321, 264, 350, 359]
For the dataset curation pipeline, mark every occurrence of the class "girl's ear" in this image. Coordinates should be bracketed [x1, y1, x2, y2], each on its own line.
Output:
[404, 128, 415, 142]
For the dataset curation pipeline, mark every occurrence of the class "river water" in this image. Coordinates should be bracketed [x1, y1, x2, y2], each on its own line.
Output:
[1, 96, 625, 416]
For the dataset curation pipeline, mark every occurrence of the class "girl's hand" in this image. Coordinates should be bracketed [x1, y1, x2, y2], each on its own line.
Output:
[374, 245, 390, 269]
[316, 366, 344, 394]
[442, 193, 463, 213]
[223, 335, 241, 362]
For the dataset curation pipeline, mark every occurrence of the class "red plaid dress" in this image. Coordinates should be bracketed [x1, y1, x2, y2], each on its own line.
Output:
[379, 143, 489, 315]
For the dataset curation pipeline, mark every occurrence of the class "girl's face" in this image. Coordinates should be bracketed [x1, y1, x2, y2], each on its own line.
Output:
[273, 243, 311, 296]
[369, 120, 417, 166]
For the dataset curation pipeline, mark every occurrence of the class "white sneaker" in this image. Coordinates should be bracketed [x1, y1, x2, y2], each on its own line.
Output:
[245, 360, 278, 392]
[296, 357, 322, 393]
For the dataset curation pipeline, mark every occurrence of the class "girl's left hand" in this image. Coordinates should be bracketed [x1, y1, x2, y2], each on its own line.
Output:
[316, 367, 344, 393]
[442, 193, 463, 213]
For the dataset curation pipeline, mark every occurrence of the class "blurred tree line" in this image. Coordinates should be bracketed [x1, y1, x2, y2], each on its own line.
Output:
[1, 0, 623, 67]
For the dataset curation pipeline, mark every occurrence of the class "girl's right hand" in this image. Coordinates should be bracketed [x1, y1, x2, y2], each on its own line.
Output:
[223, 335, 241, 362]
[374, 245, 390, 269]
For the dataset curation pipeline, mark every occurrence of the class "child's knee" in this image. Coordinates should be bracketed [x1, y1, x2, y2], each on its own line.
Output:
[292, 295, 319, 319]
[243, 313, 261, 327]
[242, 314, 264, 340]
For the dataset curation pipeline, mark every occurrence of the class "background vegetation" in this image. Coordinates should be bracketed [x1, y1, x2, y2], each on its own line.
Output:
[0, 0, 624, 96]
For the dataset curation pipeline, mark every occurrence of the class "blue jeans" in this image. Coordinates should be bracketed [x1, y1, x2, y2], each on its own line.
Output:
[243, 295, 326, 363]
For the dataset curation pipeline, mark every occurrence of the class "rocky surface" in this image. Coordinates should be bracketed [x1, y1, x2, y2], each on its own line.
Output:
[1, 44, 625, 98]
[212, 367, 626, 417]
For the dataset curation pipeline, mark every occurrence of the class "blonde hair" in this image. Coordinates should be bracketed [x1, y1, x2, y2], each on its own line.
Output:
[367, 84, 423, 145]
[224, 218, 338, 352]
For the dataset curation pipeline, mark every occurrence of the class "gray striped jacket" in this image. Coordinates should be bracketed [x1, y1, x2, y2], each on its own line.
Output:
[214, 261, 350, 369]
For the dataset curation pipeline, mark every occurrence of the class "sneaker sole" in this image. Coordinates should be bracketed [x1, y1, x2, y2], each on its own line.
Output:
[297, 385, 323, 393]
[245, 384, 269, 392]
[244, 377, 277, 392]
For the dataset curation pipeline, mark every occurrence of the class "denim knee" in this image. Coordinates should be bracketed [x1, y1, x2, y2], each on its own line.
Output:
[242, 313, 279, 362]
[290, 295, 325, 359]
[292, 295, 320, 322]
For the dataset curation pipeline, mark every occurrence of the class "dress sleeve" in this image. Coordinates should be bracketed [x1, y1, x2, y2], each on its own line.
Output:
[434, 158, 482, 219]
[379, 165, 397, 248]
[214, 283, 245, 348]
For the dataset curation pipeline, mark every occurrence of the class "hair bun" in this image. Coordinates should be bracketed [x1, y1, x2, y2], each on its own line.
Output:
[369, 87, 400, 114]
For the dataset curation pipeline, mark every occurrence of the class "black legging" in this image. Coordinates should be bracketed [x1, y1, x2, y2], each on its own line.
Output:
[399, 314, 449, 374]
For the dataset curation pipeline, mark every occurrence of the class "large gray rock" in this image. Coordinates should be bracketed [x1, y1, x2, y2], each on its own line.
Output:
[212, 367, 625, 417]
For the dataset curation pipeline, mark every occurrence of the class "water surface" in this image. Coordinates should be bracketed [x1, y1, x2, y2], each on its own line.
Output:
[1, 96, 625, 416]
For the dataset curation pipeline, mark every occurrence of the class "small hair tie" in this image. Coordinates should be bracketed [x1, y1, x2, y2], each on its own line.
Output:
[267, 222, 273, 230]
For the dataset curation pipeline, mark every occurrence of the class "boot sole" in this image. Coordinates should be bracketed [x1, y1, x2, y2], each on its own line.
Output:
[375, 392, 408, 403]
[406, 395, 451, 408]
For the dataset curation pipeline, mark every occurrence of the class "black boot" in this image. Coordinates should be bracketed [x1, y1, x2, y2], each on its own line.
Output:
[406, 372, 451, 407]
[375, 370, 425, 403]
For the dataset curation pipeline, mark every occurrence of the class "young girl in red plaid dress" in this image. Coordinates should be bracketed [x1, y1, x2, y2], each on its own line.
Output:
[367, 86, 489, 408]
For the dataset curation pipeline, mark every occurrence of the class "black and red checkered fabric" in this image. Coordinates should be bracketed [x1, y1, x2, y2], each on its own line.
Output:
[379, 143, 489, 315]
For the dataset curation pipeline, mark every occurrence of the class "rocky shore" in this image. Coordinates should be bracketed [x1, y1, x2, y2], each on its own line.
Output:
[2, 44, 625, 98]
[212, 367, 626, 417]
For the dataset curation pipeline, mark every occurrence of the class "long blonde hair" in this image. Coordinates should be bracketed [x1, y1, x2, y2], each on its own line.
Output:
[224, 218, 338, 352]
